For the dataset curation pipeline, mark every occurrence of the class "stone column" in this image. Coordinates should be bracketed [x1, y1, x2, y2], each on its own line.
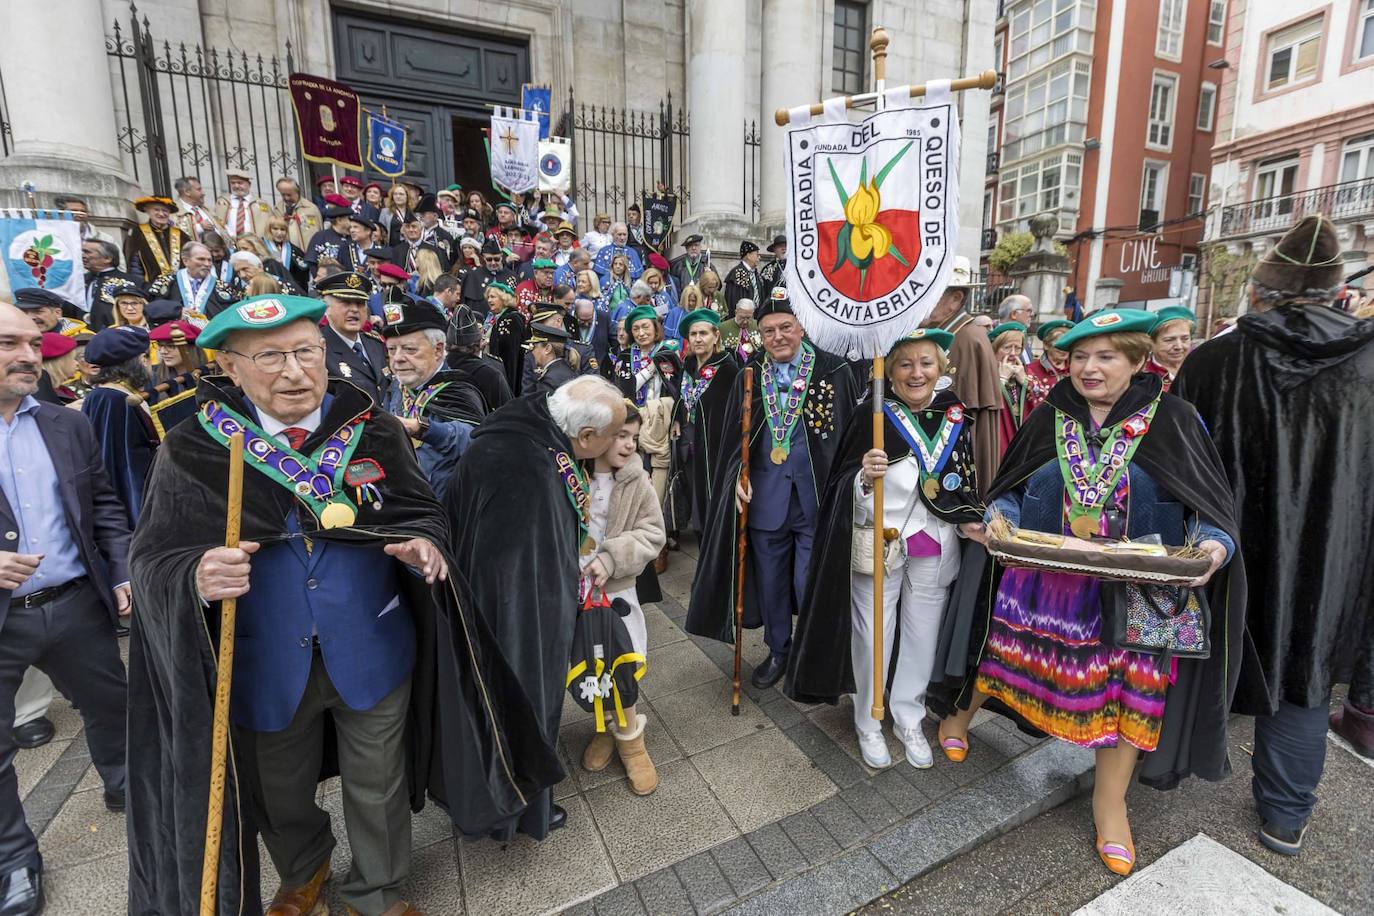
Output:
[759, 0, 820, 229]
[681, 0, 752, 251]
[0, 0, 137, 215]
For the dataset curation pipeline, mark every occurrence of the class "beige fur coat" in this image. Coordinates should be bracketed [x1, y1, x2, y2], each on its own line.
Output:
[595, 458, 667, 594]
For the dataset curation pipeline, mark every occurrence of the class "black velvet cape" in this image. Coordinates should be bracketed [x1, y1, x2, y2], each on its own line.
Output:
[684, 345, 862, 644]
[932, 373, 1249, 790]
[673, 350, 741, 536]
[785, 389, 985, 704]
[126, 377, 557, 915]
[441, 392, 582, 840]
[1173, 306, 1374, 713]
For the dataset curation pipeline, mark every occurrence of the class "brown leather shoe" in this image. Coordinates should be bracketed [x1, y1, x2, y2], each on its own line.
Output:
[266, 858, 330, 916]
[654, 548, 668, 575]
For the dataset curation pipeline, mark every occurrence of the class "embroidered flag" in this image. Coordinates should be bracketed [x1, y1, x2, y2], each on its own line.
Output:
[641, 193, 677, 253]
[289, 73, 362, 169]
[365, 109, 407, 178]
[0, 209, 85, 306]
[783, 83, 961, 357]
[522, 83, 553, 140]
[538, 137, 572, 194]
[489, 107, 541, 194]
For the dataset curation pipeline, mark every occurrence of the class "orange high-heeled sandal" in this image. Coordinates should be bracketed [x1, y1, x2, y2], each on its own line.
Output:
[936, 723, 969, 762]
[1096, 835, 1136, 876]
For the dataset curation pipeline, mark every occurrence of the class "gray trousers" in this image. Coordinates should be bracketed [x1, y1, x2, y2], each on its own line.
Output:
[237, 651, 412, 916]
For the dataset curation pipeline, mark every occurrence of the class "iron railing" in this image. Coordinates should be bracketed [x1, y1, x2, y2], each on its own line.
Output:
[105, 2, 303, 201]
[566, 89, 689, 220]
[1218, 176, 1374, 239]
[0, 64, 12, 157]
[744, 119, 761, 223]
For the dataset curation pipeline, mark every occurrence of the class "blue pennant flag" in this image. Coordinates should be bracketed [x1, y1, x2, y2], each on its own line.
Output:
[522, 84, 552, 140]
[365, 109, 407, 178]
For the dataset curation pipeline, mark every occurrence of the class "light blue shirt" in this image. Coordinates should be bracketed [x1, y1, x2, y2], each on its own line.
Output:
[770, 352, 803, 389]
[0, 397, 86, 596]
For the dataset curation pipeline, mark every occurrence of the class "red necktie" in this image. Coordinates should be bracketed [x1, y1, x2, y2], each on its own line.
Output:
[235, 197, 247, 235]
[281, 427, 308, 451]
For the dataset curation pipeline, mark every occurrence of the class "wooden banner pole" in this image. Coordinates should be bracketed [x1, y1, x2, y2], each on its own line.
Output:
[868, 27, 889, 723]
[773, 69, 998, 127]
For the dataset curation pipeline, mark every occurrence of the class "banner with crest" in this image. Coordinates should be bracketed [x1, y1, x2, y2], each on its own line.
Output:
[0, 209, 85, 306]
[489, 107, 541, 194]
[783, 84, 960, 357]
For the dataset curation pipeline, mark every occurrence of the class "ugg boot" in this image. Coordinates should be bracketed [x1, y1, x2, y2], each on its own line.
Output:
[614, 713, 658, 795]
[581, 728, 616, 772]
[654, 548, 669, 574]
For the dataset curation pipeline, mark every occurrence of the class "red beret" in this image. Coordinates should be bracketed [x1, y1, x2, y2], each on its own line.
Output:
[314, 175, 336, 188]
[375, 263, 410, 282]
[648, 252, 670, 270]
[148, 320, 201, 345]
[339, 175, 363, 188]
[40, 332, 76, 360]
[324, 194, 351, 208]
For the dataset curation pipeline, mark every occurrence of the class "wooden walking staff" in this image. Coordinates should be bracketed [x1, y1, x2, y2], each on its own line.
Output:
[774, 29, 994, 722]
[732, 367, 755, 716]
[200, 431, 246, 916]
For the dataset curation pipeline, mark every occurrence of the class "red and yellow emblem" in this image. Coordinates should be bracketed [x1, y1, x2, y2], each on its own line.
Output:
[237, 299, 286, 324]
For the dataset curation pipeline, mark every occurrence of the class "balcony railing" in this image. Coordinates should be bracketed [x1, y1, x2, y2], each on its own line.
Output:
[1218, 177, 1374, 239]
[986, 151, 1000, 174]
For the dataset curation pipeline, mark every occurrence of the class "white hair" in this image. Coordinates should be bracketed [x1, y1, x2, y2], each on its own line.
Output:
[229, 250, 262, 269]
[998, 294, 1032, 319]
[422, 328, 446, 347]
[548, 375, 622, 437]
[611, 221, 628, 234]
[630, 280, 652, 300]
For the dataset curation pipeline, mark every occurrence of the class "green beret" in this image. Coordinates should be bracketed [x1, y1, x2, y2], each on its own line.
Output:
[1035, 319, 1074, 342]
[486, 281, 516, 297]
[532, 258, 556, 270]
[1053, 309, 1157, 352]
[679, 308, 721, 333]
[989, 321, 1028, 342]
[625, 305, 659, 329]
[1150, 305, 1196, 334]
[888, 327, 954, 355]
[199, 295, 327, 350]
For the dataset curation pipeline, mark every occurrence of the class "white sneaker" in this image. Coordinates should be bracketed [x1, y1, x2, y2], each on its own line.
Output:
[896, 725, 933, 769]
[856, 729, 891, 768]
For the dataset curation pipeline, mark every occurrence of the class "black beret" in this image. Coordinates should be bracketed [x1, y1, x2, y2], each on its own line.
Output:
[480, 237, 503, 256]
[324, 205, 353, 219]
[362, 247, 392, 260]
[447, 306, 482, 348]
[144, 299, 183, 325]
[415, 194, 440, 215]
[13, 287, 71, 311]
[379, 294, 448, 338]
[755, 287, 794, 321]
[739, 240, 759, 257]
[348, 213, 376, 229]
[85, 327, 149, 366]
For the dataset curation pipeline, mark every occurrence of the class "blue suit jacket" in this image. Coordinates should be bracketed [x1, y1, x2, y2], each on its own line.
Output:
[748, 418, 817, 531]
[0, 404, 130, 632]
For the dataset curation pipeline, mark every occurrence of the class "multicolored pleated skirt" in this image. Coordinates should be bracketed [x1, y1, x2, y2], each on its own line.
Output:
[974, 567, 1169, 751]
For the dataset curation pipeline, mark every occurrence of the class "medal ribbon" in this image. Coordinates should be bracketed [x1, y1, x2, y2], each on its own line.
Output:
[139, 224, 181, 276]
[761, 342, 815, 460]
[551, 449, 592, 547]
[197, 399, 367, 524]
[679, 357, 720, 421]
[1054, 396, 1161, 535]
[629, 347, 655, 406]
[884, 401, 962, 482]
[400, 381, 450, 419]
[177, 268, 214, 323]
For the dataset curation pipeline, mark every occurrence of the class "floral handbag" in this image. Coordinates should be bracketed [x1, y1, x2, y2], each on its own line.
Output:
[1102, 583, 1210, 665]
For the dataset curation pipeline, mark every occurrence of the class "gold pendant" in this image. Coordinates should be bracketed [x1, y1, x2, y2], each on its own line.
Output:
[319, 500, 357, 529]
[770, 446, 787, 465]
[1070, 515, 1098, 540]
[580, 535, 597, 556]
[922, 477, 940, 500]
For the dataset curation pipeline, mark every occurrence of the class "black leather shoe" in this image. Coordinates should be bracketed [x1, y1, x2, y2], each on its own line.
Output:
[548, 803, 568, 831]
[750, 655, 787, 689]
[12, 719, 54, 751]
[103, 788, 126, 813]
[1259, 820, 1307, 856]
[0, 865, 43, 916]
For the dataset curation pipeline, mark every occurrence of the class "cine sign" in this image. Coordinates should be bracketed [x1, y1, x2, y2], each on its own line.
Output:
[1118, 236, 1171, 285]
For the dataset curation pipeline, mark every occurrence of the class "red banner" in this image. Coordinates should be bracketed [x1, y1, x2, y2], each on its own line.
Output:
[288, 73, 362, 169]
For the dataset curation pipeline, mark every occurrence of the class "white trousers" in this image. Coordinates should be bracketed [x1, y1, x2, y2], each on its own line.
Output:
[14, 667, 54, 727]
[849, 555, 949, 734]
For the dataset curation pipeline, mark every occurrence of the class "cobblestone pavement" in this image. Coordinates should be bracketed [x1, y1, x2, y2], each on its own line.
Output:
[20, 538, 1093, 914]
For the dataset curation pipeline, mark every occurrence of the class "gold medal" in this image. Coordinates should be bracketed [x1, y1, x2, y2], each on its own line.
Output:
[1070, 515, 1098, 540]
[923, 477, 940, 500]
[770, 446, 787, 464]
[580, 535, 597, 556]
[319, 501, 357, 529]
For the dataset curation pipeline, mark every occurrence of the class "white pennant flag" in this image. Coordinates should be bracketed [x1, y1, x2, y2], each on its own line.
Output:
[538, 137, 572, 194]
[489, 107, 541, 194]
[0, 209, 86, 308]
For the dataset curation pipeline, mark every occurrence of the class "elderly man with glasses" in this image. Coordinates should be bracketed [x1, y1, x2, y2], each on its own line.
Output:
[125, 292, 555, 916]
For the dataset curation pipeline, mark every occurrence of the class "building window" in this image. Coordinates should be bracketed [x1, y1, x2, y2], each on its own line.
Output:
[983, 190, 995, 230]
[1140, 161, 1168, 227]
[1146, 72, 1178, 150]
[1341, 133, 1374, 181]
[1188, 173, 1206, 214]
[1006, 0, 1096, 83]
[1255, 155, 1299, 201]
[1265, 16, 1323, 91]
[1157, 0, 1186, 60]
[1207, 0, 1227, 45]
[1001, 58, 1091, 162]
[832, 1, 868, 95]
[1358, 0, 1374, 62]
[996, 151, 1083, 227]
[1197, 82, 1217, 131]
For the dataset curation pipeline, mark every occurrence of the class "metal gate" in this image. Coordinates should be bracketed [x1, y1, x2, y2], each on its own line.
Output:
[105, 2, 303, 202]
[561, 89, 690, 221]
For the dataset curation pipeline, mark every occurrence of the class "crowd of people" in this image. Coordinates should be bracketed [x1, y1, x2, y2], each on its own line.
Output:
[0, 167, 1370, 916]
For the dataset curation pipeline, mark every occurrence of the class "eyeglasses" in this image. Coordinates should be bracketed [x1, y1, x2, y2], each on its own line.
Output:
[222, 343, 325, 373]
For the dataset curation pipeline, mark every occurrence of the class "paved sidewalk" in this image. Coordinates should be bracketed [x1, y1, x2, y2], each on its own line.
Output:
[18, 538, 1090, 914]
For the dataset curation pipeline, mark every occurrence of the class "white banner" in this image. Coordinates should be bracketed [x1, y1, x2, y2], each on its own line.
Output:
[784, 85, 961, 357]
[538, 137, 572, 194]
[489, 107, 541, 194]
[0, 209, 86, 308]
